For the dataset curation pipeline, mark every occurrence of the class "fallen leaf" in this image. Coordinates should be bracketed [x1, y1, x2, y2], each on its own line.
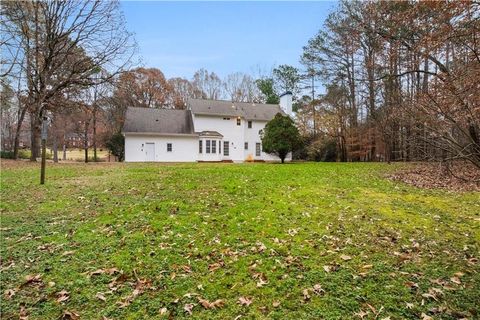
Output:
[312, 284, 324, 295]
[450, 276, 461, 284]
[4, 289, 16, 299]
[323, 265, 331, 273]
[197, 297, 225, 309]
[420, 313, 433, 320]
[302, 288, 311, 301]
[56, 290, 70, 303]
[19, 304, 28, 320]
[24, 274, 42, 285]
[256, 278, 268, 288]
[272, 301, 280, 307]
[340, 254, 352, 261]
[208, 261, 224, 272]
[96, 292, 106, 302]
[238, 296, 252, 306]
[184, 303, 195, 315]
[62, 310, 80, 320]
[159, 307, 168, 315]
[355, 309, 369, 319]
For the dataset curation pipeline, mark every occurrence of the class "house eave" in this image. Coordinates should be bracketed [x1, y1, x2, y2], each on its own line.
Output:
[123, 132, 198, 138]
[193, 112, 241, 118]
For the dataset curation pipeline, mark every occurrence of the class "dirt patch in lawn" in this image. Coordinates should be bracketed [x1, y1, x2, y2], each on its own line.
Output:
[388, 162, 480, 192]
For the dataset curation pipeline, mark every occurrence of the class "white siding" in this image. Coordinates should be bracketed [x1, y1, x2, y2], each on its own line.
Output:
[125, 134, 198, 162]
[243, 119, 291, 162]
[193, 115, 245, 161]
[124, 114, 292, 162]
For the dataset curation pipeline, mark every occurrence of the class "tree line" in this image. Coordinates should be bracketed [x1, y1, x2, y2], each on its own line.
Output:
[1, 0, 478, 170]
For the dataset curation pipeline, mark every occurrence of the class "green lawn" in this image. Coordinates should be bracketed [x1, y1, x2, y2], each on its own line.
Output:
[1, 162, 479, 319]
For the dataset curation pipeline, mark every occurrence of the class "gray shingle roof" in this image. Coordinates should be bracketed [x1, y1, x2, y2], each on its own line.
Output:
[198, 131, 223, 137]
[123, 107, 195, 135]
[188, 98, 284, 120]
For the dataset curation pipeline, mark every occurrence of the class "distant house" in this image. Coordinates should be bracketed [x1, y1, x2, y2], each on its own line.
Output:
[123, 92, 293, 162]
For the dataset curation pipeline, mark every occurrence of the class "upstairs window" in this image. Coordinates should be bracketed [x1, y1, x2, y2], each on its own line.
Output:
[199, 140, 202, 153]
[248, 121, 252, 128]
[256, 143, 261, 156]
[244, 142, 248, 150]
[167, 143, 172, 152]
[236, 118, 241, 126]
[206, 140, 211, 153]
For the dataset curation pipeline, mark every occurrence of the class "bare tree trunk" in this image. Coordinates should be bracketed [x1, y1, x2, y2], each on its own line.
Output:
[62, 141, 66, 161]
[13, 107, 28, 159]
[30, 112, 42, 161]
[93, 105, 97, 161]
[53, 133, 58, 163]
[84, 120, 89, 163]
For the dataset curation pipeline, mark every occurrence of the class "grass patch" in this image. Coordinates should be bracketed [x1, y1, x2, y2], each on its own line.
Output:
[1, 162, 479, 319]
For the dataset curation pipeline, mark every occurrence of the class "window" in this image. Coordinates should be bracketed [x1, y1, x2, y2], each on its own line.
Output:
[212, 140, 217, 153]
[167, 143, 172, 152]
[236, 118, 241, 126]
[199, 140, 202, 153]
[256, 143, 261, 156]
[206, 140, 211, 153]
[244, 142, 248, 150]
[218, 141, 221, 154]
[223, 141, 229, 156]
[248, 121, 252, 128]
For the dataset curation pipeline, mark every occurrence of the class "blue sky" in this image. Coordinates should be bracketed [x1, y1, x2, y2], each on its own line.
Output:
[121, 1, 336, 80]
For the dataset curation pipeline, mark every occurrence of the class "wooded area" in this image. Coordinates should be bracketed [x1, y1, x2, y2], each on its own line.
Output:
[1, 1, 479, 173]
[300, 1, 479, 172]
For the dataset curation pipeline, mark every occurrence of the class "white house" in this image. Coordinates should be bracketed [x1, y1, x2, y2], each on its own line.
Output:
[123, 92, 293, 162]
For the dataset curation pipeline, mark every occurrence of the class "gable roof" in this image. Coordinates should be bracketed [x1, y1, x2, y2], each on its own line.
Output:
[123, 107, 195, 135]
[188, 98, 284, 121]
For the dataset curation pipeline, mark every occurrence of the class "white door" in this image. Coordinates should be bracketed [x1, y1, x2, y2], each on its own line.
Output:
[145, 142, 155, 161]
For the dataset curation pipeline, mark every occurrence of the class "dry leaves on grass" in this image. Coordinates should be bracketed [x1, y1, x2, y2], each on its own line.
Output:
[303, 284, 325, 301]
[23, 274, 42, 286]
[56, 290, 70, 303]
[159, 307, 168, 315]
[238, 296, 253, 306]
[61, 310, 80, 320]
[420, 313, 433, 320]
[208, 261, 225, 272]
[96, 292, 107, 302]
[197, 297, 225, 309]
[89, 267, 120, 277]
[117, 278, 151, 308]
[4, 288, 16, 299]
[19, 304, 28, 320]
[184, 303, 195, 315]
[340, 254, 352, 261]
[387, 162, 480, 192]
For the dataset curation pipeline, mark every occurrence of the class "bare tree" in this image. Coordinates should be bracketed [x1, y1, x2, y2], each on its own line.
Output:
[224, 72, 260, 102]
[192, 68, 223, 100]
[2, 0, 136, 161]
